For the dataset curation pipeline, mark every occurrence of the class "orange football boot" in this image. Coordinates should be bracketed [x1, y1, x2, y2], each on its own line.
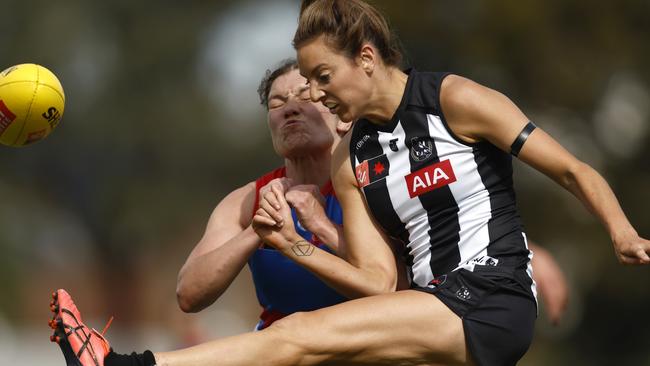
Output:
[49, 289, 113, 366]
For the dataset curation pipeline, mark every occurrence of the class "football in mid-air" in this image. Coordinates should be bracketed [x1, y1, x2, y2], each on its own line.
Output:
[0, 63, 65, 147]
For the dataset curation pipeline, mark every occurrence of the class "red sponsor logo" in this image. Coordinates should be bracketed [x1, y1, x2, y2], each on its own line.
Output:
[405, 159, 457, 198]
[25, 129, 47, 145]
[0, 100, 17, 135]
[356, 160, 370, 187]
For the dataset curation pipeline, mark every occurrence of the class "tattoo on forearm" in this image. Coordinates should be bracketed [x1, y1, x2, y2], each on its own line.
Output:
[291, 240, 315, 256]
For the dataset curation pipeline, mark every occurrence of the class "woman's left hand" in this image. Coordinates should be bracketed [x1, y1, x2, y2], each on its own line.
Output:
[252, 183, 299, 250]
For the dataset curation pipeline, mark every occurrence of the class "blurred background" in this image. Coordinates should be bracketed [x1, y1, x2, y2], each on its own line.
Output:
[0, 0, 648, 364]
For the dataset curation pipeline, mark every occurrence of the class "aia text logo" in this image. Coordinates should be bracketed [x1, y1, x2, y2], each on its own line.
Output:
[404, 159, 456, 198]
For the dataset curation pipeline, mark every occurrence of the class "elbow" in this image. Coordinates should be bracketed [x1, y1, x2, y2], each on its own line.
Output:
[365, 270, 398, 297]
[372, 285, 396, 296]
[176, 288, 203, 313]
[358, 262, 399, 296]
[559, 161, 592, 191]
[176, 277, 203, 313]
[380, 277, 398, 294]
[344, 273, 396, 299]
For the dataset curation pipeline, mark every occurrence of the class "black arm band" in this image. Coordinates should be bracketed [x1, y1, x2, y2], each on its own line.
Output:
[510, 121, 537, 157]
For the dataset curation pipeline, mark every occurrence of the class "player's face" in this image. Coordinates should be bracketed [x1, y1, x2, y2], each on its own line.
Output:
[267, 69, 340, 158]
[297, 35, 371, 123]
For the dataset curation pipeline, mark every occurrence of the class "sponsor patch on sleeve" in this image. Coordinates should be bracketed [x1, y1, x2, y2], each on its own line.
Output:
[356, 154, 390, 188]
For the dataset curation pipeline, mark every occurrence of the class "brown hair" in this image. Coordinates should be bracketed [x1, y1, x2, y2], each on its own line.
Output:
[294, 0, 403, 67]
[257, 58, 299, 109]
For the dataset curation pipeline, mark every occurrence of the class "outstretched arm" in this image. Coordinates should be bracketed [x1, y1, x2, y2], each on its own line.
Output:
[518, 132, 649, 265]
[440, 75, 650, 265]
[176, 182, 260, 313]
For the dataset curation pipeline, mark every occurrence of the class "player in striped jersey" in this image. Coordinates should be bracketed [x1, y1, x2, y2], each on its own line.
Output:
[288, 0, 648, 364]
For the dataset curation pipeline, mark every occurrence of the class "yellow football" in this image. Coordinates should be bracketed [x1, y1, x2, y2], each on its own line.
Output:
[0, 63, 65, 147]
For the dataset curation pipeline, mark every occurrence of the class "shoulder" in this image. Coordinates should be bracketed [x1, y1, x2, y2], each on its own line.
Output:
[439, 75, 517, 143]
[331, 131, 356, 187]
[217, 181, 256, 210]
[440, 74, 515, 118]
[332, 131, 352, 170]
[439, 74, 490, 114]
[227, 181, 257, 202]
[212, 181, 257, 228]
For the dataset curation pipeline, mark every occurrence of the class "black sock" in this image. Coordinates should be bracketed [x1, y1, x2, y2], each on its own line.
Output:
[104, 350, 156, 366]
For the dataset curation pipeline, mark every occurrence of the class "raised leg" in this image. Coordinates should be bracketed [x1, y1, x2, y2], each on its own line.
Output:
[154, 290, 472, 366]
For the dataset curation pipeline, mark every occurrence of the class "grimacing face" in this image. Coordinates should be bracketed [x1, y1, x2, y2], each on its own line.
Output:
[267, 69, 340, 158]
[297, 35, 372, 124]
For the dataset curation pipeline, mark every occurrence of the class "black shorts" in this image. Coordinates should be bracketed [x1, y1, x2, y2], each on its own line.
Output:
[414, 266, 537, 366]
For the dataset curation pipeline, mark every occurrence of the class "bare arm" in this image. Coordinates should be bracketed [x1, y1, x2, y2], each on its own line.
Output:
[176, 182, 260, 313]
[440, 75, 650, 265]
[252, 133, 398, 298]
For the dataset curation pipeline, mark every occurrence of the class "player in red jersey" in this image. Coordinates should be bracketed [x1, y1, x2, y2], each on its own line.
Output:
[175, 59, 353, 330]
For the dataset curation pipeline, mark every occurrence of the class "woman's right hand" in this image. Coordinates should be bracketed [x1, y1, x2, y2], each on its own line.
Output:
[612, 230, 650, 265]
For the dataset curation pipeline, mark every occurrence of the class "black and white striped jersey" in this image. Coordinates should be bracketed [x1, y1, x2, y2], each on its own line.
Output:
[349, 69, 535, 289]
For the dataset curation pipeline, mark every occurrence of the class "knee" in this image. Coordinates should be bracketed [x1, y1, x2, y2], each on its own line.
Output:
[269, 312, 310, 341]
[266, 312, 322, 357]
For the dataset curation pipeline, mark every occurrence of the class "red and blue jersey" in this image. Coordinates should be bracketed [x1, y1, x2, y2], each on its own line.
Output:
[248, 167, 347, 329]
